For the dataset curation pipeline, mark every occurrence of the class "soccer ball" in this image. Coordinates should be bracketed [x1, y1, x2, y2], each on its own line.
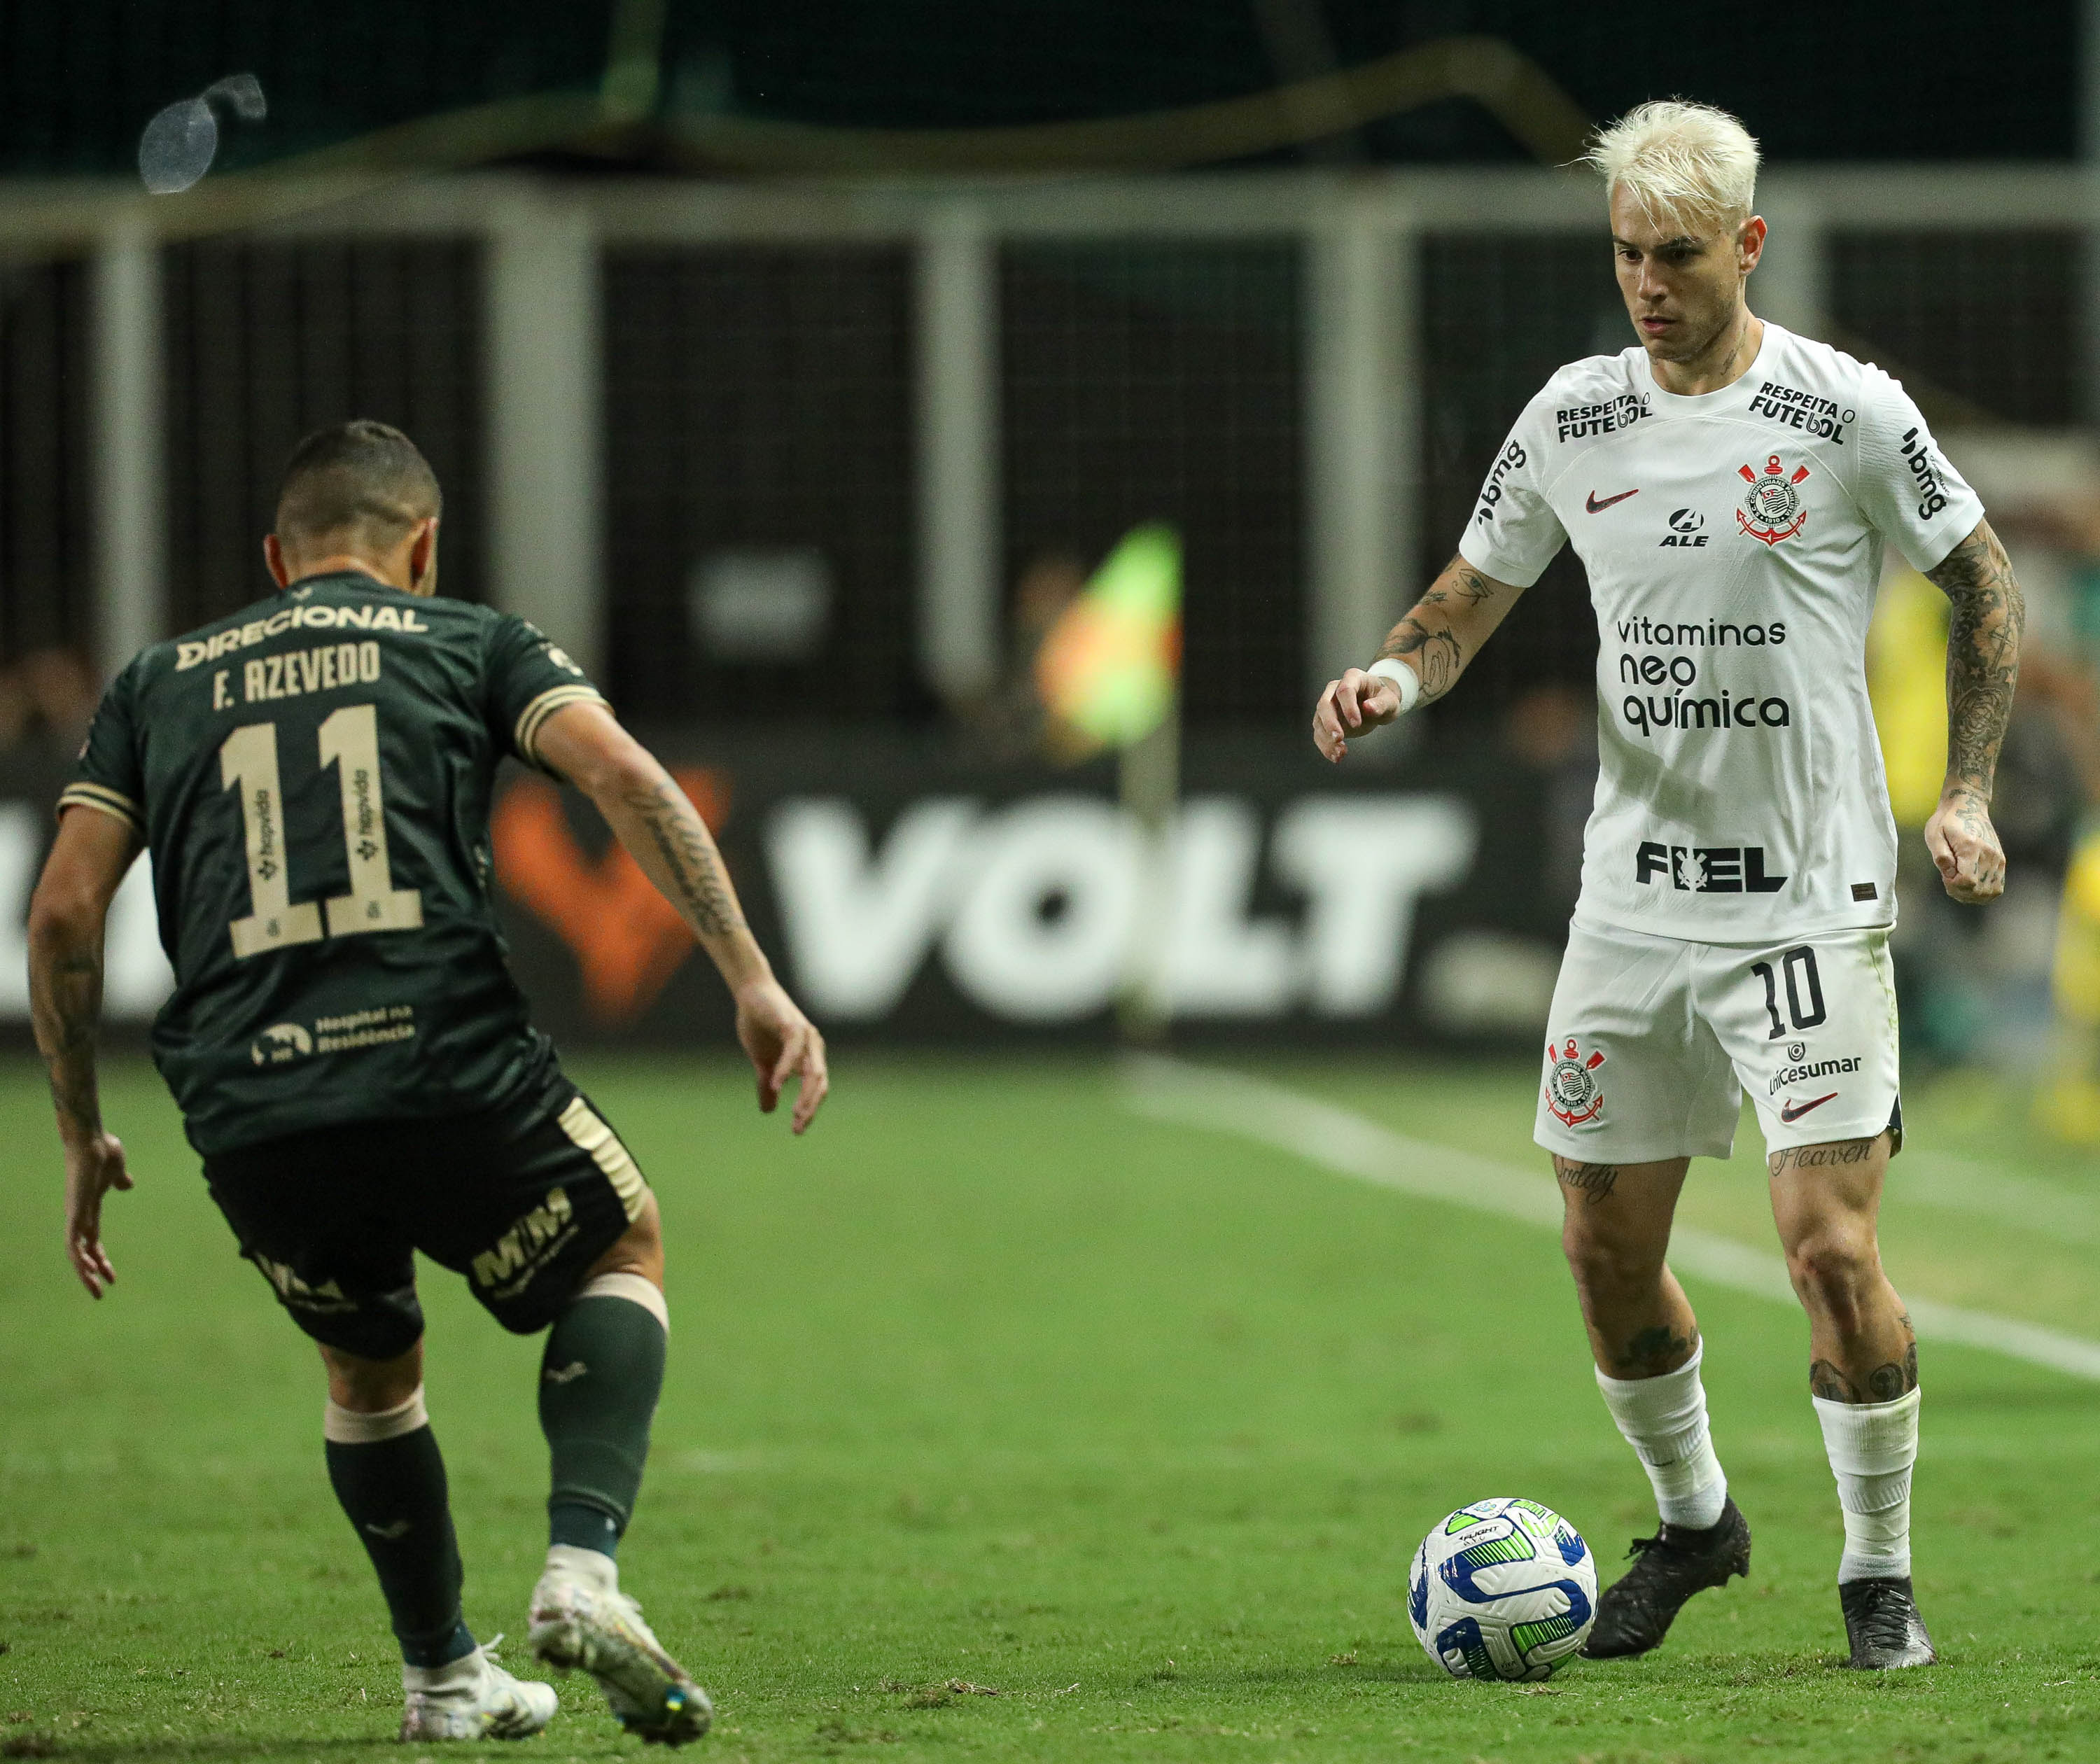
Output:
[1408, 1497, 1597, 1682]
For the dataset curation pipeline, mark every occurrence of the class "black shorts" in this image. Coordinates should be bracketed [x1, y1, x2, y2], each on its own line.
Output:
[203, 1079, 652, 1361]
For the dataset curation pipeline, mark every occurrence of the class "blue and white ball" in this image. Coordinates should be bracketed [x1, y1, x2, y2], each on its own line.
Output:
[1408, 1497, 1597, 1682]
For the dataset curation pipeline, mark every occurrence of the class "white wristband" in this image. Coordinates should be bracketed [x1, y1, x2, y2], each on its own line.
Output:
[1366, 659, 1422, 717]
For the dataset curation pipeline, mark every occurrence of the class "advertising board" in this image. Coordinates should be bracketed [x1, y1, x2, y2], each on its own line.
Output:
[0, 734, 1574, 1046]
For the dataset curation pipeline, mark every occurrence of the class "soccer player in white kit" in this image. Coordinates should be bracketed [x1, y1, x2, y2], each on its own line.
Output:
[1314, 102, 2023, 1670]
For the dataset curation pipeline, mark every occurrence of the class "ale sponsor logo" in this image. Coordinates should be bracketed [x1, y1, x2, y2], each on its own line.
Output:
[1660, 508, 1709, 547]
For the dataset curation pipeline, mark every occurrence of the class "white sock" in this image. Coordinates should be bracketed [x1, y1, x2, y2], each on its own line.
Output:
[402, 1646, 488, 1693]
[1596, 1345, 1729, 1530]
[1813, 1387, 1919, 1583]
[545, 1541, 619, 1592]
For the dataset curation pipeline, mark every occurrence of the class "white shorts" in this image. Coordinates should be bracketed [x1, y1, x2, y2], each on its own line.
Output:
[1534, 918, 1901, 1165]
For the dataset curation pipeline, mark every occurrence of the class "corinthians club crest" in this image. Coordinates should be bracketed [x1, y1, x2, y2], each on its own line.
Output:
[1737, 452, 1811, 545]
[1545, 1036, 1607, 1127]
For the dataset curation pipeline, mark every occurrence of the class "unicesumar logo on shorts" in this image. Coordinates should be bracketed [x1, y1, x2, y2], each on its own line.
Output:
[1545, 1036, 1606, 1127]
[1737, 453, 1810, 545]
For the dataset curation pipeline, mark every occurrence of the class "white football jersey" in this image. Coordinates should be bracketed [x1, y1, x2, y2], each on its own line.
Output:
[1458, 322, 1984, 942]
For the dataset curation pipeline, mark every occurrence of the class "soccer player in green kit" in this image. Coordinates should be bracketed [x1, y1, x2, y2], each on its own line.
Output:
[28, 421, 828, 1744]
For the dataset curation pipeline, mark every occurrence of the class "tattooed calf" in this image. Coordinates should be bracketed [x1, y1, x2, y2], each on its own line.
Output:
[1809, 1358, 1861, 1401]
[1614, 1324, 1698, 1377]
[1809, 1312, 1919, 1404]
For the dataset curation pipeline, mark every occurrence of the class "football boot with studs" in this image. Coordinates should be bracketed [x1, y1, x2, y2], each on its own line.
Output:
[1840, 1575, 1935, 1669]
[530, 1548, 712, 1746]
[1581, 1497, 1752, 1659]
[399, 1639, 559, 1741]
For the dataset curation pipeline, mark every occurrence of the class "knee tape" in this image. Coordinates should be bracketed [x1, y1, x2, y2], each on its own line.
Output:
[578, 1270, 668, 1332]
[325, 1384, 429, 1445]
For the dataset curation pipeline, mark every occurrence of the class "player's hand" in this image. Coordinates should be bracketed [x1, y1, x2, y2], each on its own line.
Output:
[1312, 668, 1402, 762]
[1925, 788, 2006, 904]
[62, 1129, 132, 1299]
[734, 976, 830, 1133]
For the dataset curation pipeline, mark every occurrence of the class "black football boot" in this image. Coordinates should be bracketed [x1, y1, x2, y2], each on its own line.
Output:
[1840, 1576, 1935, 1668]
[1580, 1497, 1753, 1659]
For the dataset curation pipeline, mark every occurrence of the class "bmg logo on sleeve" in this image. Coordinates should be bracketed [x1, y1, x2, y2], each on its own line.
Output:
[1473, 439, 1527, 525]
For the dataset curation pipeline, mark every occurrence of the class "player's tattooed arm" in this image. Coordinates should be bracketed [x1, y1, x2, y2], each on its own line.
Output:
[27, 809, 136, 1142]
[621, 776, 748, 940]
[28, 806, 141, 1297]
[33, 944, 104, 1136]
[530, 699, 832, 1130]
[1927, 521, 2023, 797]
[536, 701, 755, 955]
[1923, 519, 2023, 902]
[1377, 621, 1462, 699]
[1313, 556, 1524, 760]
[1373, 559, 1520, 704]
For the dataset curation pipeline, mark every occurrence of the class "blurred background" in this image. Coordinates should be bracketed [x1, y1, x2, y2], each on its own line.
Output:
[3, 0, 2099, 1130]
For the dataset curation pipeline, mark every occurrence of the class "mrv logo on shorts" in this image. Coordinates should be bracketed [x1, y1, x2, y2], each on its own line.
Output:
[1636, 842, 1788, 894]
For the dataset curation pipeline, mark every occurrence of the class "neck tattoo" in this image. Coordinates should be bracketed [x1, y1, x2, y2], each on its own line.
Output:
[1720, 314, 1749, 382]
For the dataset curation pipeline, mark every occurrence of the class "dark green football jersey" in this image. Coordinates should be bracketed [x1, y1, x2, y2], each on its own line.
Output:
[62, 571, 607, 1155]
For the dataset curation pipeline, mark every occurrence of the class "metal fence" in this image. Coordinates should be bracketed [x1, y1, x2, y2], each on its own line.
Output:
[0, 166, 2092, 732]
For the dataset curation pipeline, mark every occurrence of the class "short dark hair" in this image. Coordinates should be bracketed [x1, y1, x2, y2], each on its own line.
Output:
[274, 420, 442, 550]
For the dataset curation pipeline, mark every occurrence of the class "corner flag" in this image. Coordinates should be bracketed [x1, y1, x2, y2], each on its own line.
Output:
[1033, 523, 1182, 755]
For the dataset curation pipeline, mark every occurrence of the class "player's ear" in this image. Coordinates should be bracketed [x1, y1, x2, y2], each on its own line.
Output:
[408, 517, 440, 595]
[1738, 215, 1767, 279]
[264, 533, 291, 589]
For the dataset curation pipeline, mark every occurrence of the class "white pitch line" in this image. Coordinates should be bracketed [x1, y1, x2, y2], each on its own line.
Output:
[1121, 1052, 2100, 1383]
[1898, 1149, 2100, 1245]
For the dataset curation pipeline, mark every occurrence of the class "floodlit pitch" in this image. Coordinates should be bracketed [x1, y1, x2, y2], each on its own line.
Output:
[5, 1053, 2099, 1760]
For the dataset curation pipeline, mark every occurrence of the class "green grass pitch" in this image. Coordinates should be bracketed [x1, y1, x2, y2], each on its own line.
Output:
[5, 1051, 2100, 1762]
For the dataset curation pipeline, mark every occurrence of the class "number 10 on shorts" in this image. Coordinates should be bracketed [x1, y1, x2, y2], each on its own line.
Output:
[1751, 946, 1826, 1040]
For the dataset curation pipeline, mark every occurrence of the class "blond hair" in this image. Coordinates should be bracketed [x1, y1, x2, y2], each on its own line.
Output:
[1584, 100, 1760, 232]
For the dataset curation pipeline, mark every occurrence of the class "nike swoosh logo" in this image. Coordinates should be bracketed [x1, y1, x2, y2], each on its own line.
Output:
[544, 1361, 589, 1385]
[1779, 1092, 1839, 1124]
[1585, 489, 1639, 512]
[363, 1520, 413, 1540]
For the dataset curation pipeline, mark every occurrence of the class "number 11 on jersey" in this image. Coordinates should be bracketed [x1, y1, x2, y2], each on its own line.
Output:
[317, 704, 424, 937]
[221, 704, 424, 960]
